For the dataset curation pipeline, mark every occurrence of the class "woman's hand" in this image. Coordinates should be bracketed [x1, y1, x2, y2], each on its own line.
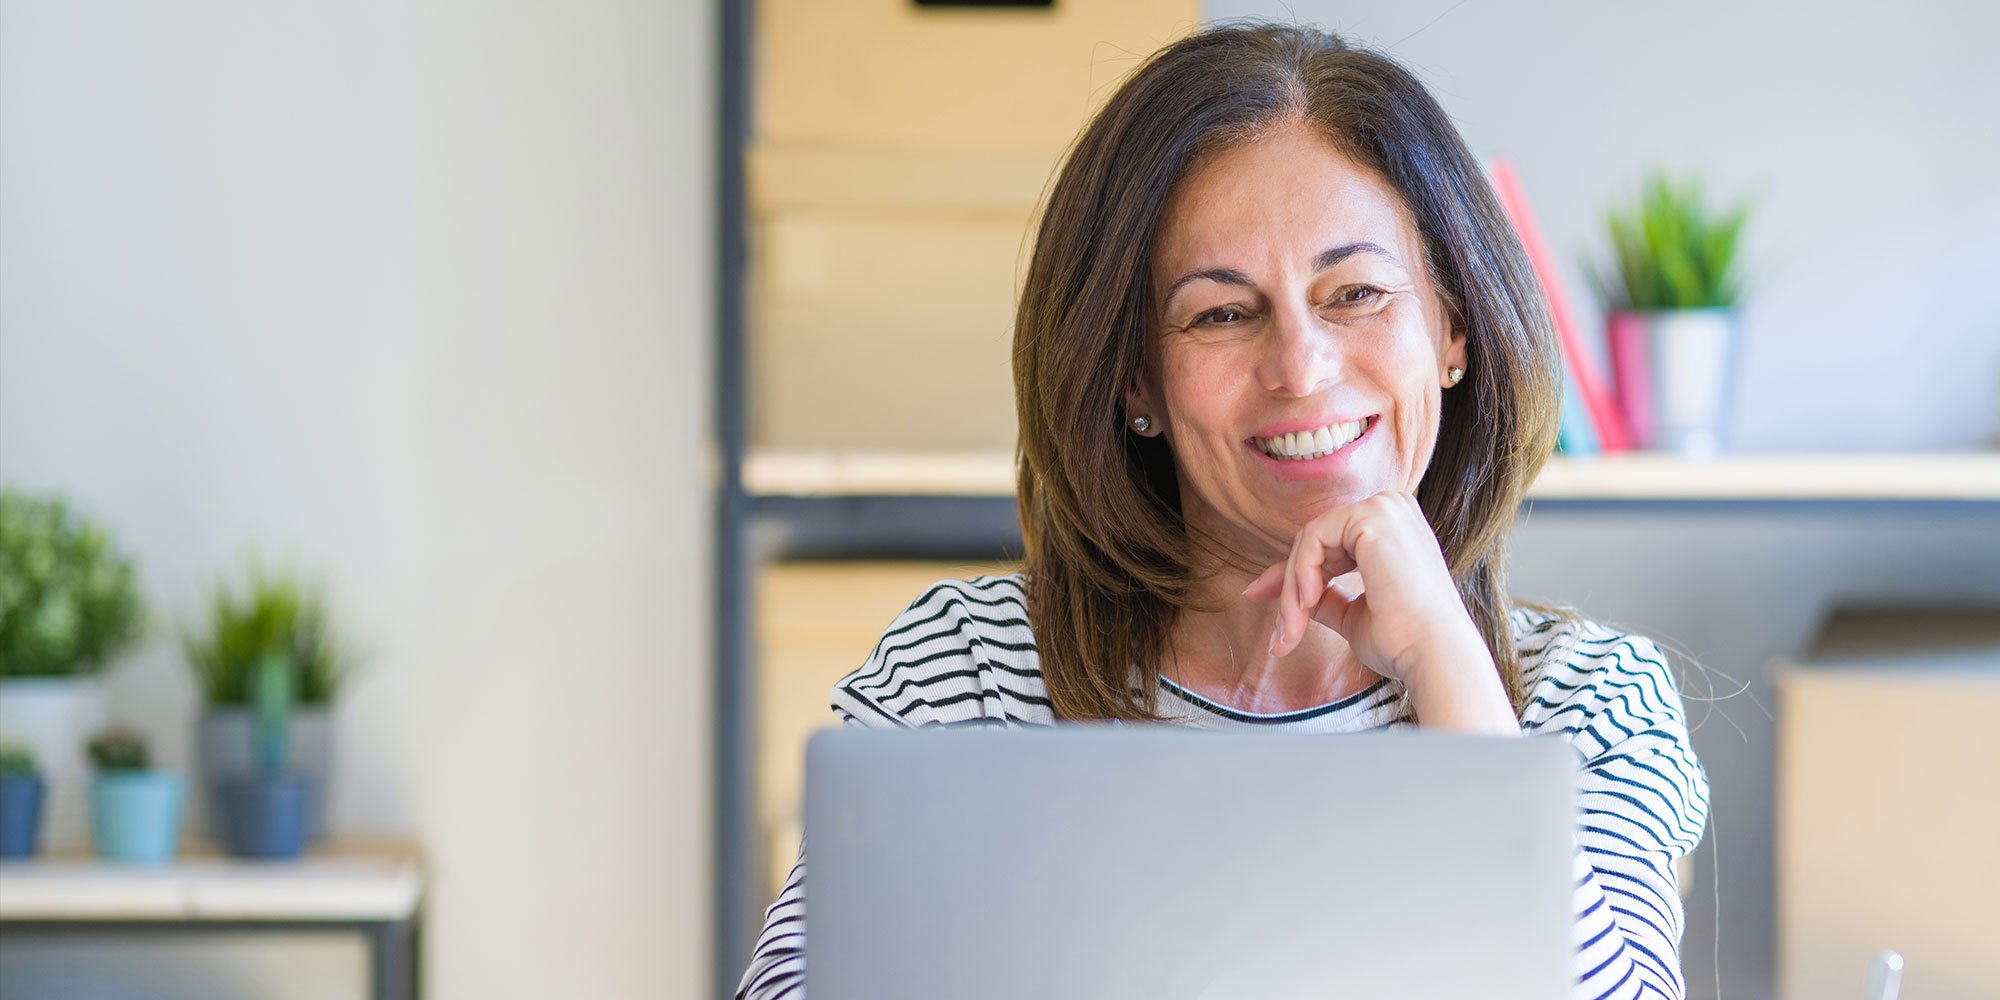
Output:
[1241, 491, 1518, 734]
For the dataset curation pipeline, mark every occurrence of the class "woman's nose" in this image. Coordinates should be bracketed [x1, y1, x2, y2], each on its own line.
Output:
[1257, 299, 1338, 397]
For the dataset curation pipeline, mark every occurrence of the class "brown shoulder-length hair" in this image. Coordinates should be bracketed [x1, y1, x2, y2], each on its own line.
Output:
[1014, 22, 1562, 722]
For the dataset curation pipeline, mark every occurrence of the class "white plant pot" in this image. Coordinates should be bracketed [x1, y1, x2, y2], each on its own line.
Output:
[1623, 308, 1739, 457]
[0, 676, 109, 849]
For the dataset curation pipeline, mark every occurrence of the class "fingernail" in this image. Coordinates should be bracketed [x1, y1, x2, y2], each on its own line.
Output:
[1269, 619, 1284, 653]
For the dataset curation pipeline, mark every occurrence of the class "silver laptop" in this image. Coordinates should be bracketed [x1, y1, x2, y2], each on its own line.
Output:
[806, 726, 1575, 1000]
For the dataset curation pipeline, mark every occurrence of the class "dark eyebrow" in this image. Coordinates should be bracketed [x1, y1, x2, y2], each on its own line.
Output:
[1161, 267, 1254, 313]
[1314, 241, 1401, 271]
[1161, 242, 1403, 313]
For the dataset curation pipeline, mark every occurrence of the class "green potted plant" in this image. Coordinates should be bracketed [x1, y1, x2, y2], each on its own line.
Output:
[0, 490, 146, 849]
[218, 653, 314, 858]
[87, 726, 183, 864]
[0, 740, 45, 858]
[184, 564, 346, 844]
[1589, 173, 1754, 457]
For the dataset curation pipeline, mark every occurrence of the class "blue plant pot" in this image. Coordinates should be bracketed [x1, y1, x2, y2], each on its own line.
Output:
[221, 774, 314, 859]
[90, 771, 184, 864]
[0, 774, 46, 858]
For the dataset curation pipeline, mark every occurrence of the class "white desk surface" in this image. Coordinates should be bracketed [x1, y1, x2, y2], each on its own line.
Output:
[0, 840, 422, 922]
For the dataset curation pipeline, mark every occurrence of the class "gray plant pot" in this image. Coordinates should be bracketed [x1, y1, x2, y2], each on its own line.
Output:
[197, 708, 332, 842]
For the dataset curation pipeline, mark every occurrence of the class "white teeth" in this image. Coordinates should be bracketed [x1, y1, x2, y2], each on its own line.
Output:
[1256, 418, 1368, 461]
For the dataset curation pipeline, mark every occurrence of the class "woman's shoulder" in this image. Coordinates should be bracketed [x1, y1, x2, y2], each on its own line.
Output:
[1507, 606, 1711, 859]
[1507, 606, 1696, 757]
[828, 573, 1057, 730]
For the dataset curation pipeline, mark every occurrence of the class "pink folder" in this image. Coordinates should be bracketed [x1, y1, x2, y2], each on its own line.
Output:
[1486, 159, 1632, 451]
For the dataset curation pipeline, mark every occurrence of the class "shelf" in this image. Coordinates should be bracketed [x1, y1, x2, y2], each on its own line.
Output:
[0, 839, 423, 922]
[743, 448, 2000, 503]
[1529, 451, 2000, 501]
[746, 449, 1017, 498]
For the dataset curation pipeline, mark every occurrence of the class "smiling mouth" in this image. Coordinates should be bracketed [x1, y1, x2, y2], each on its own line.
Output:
[1251, 417, 1373, 461]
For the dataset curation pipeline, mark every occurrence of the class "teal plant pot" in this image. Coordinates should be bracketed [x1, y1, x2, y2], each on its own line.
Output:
[1, 773, 45, 858]
[90, 771, 184, 864]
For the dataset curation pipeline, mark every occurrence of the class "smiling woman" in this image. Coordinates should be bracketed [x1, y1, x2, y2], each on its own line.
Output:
[1017, 27, 1561, 725]
[738, 22, 1708, 1000]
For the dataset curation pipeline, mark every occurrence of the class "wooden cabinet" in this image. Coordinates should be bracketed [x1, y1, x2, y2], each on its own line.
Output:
[756, 0, 1201, 151]
[748, 0, 1199, 450]
[1775, 608, 2000, 1000]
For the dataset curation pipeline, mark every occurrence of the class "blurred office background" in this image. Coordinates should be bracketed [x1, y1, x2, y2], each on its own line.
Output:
[2, 2, 1995, 1000]
[1, 2, 714, 998]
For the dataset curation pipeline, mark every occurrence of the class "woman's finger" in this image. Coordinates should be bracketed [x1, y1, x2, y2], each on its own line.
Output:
[1299, 561, 1362, 652]
[1248, 548, 1360, 600]
[1263, 505, 1366, 655]
[1244, 551, 1355, 603]
[1313, 578, 1361, 636]
[1277, 549, 1355, 655]
[1273, 537, 1299, 653]
[1292, 508, 1361, 613]
[1242, 562, 1287, 601]
[1320, 587, 1367, 644]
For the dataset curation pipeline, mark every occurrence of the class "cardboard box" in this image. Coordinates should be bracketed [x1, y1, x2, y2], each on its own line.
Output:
[1775, 608, 2000, 1000]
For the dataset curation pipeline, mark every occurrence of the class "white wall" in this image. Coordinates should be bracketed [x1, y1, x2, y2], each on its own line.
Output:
[0, 1, 714, 997]
[1211, 0, 2000, 450]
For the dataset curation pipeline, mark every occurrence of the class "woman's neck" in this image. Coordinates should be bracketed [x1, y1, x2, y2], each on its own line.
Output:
[1160, 551, 1382, 716]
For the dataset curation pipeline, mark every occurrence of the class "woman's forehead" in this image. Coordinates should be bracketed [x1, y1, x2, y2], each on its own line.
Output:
[1154, 126, 1420, 282]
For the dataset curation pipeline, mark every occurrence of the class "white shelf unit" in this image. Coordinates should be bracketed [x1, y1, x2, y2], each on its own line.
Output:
[743, 448, 2000, 502]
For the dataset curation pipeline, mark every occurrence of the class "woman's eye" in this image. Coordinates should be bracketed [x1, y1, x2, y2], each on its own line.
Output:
[1334, 285, 1383, 305]
[1194, 307, 1248, 327]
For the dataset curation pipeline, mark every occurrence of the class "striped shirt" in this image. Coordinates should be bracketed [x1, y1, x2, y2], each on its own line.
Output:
[738, 574, 1710, 1000]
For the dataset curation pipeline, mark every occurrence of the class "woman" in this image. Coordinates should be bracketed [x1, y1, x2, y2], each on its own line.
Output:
[740, 22, 1709, 1000]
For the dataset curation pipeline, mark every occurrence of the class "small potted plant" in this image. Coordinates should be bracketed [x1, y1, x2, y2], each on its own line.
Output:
[0, 740, 45, 858]
[184, 563, 347, 843]
[87, 726, 183, 864]
[1589, 173, 1754, 456]
[218, 653, 314, 859]
[0, 490, 145, 848]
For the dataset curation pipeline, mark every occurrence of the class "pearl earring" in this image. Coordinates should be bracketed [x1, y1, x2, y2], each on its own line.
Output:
[1447, 367, 1465, 386]
[1131, 415, 1153, 434]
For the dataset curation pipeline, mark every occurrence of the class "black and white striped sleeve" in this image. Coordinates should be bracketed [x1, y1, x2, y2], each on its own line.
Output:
[1528, 627, 1712, 1000]
[736, 831, 810, 1000]
[829, 576, 1047, 729]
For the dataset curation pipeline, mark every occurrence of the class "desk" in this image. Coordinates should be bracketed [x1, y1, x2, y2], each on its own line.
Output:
[0, 840, 423, 1000]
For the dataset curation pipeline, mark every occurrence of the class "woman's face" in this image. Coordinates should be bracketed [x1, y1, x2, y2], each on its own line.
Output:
[1130, 122, 1467, 563]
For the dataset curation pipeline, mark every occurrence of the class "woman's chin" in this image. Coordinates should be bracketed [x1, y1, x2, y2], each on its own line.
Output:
[1263, 462, 1401, 508]
[1295, 485, 1385, 517]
